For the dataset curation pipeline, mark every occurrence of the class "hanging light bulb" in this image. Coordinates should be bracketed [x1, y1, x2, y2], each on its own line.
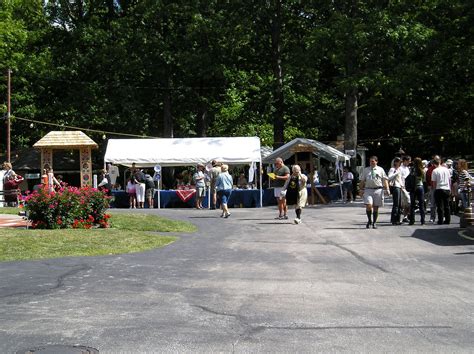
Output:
[29, 123, 34, 128]
[102, 134, 106, 140]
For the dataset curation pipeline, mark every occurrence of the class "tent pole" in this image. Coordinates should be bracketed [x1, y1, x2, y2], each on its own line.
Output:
[259, 159, 263, 207]
[207, 185, 211, 209]
[337, 158, 344, 202]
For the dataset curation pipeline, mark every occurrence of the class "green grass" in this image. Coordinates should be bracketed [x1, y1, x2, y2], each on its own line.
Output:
[0, 206, 22, 215]
[0, 212, 197, 262]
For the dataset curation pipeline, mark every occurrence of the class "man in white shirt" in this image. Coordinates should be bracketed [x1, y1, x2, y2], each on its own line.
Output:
[431, 158, 451, 225]
[359, 156, 390, 229]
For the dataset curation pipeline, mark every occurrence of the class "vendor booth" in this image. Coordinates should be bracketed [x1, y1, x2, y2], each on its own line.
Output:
[104, 137, 263, 208]
[262, 138, 350, 204]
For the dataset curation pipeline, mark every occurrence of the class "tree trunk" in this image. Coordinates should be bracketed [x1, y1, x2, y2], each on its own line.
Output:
[195, 105, 208, 137]
[344, 88, 358, 168]
[162, 76, 173, 138]
[271, 0, 284, 149]
[195, 81, 208, 137]
[344, 0, 359, 168]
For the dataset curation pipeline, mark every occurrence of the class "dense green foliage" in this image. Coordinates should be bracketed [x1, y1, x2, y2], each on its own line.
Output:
[0, 0, 472, 160]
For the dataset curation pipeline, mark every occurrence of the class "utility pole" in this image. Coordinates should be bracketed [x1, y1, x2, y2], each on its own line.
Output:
[6, 68, 11, 163]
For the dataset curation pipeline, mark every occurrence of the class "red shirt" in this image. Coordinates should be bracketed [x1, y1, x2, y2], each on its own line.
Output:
[426, 165, 436, 185]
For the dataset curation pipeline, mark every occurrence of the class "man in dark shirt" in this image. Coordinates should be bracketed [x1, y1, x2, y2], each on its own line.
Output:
[272, 157, 290, 220]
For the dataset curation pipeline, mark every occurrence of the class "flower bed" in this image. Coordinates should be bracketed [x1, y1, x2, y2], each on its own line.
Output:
[24, 186, 110, 229]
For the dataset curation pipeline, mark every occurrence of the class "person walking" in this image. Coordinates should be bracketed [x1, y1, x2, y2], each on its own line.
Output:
[134, 169, 146, 209]
[193, 164, 206, 209]
[209, 160, 221, 210]
[42, 164, 61, 193]
[342, 166, 354, 203]
[408, 157, 426, 225]
[388, 157, 403, 225]
[400, 155, 412, 223]
[126, 177, 137, 209]
[281, 165, 308, 224]
[431, 158, 452, 225]
[457, 159, 472, 211]
[215, 164, 233, 218]
[271, 157, 290, 220]
[359, 156, 390, 229]
[144, 170, 155, 208]
[426, 155, 440, 223]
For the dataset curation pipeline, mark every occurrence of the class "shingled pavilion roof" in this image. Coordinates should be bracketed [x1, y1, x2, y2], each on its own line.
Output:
[33, 131, 98, 149]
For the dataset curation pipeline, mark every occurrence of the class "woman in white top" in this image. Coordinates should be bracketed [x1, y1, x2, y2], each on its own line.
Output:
[388, 157, 403, 225]
[281, 165, 308, 224]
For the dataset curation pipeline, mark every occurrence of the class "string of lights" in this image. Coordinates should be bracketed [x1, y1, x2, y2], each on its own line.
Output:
[13, 116, 160, 139]
[10, 115, 459, 144]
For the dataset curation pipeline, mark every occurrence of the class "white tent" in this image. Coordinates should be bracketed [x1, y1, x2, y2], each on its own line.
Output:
[104, 137, 263, 207]
[262, 138, 350, 164]
[104, 137, 261, 167]
[262, 138, 351, 202]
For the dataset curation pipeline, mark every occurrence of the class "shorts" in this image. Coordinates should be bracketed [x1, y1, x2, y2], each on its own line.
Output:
[196, 186, 206, 198]
[145, 188, 155, 199]
[217, 189, 232, 204]
[210, 182, 217, 194]
[274, 187, 285, 199]
[135, 183, 145, 202]
[343, 181, 352, 191]
[363, 188, 384, 207]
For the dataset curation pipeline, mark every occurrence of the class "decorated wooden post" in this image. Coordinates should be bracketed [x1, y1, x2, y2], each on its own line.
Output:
[40, 148, 53, 172]
[80, 147, 93, 187]
[33, 131, 98, 187]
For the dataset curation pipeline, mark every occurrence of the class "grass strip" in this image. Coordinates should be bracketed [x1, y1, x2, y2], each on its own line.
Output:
[0, 211, 196, 262]
[0, 207, 22, 215]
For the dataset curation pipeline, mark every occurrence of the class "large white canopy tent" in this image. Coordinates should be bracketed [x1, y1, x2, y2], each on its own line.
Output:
[104, 137, 261, 167]
[104, 137, 263, 207]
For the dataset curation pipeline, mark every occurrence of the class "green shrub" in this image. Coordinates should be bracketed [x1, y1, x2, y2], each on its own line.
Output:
[24, 186, 110, 229]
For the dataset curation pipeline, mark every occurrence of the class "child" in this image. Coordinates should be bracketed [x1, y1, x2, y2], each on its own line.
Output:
[126, 177, 137, 208]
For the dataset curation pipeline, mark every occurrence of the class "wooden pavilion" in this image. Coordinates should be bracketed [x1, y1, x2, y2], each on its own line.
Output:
[33, 131, 98, 187]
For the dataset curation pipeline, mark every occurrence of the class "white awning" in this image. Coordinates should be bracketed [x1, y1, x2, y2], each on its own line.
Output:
[262, 138, 350, 164]
[104, 137, 262, 167]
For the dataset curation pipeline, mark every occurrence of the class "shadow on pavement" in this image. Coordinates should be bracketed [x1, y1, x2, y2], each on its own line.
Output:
[453, 251, 474, 255]
[410, 227, 474, 246]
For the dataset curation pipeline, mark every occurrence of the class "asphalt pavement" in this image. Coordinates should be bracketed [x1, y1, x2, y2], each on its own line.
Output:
[1, 202, 473, 353]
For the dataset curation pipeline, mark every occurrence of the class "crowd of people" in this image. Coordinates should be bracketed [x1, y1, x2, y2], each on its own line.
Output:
[360, 155, 473, 229]
[1, 154, 472, 228]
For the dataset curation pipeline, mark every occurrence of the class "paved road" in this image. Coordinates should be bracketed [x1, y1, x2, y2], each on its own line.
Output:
[1, 203, 473, 353]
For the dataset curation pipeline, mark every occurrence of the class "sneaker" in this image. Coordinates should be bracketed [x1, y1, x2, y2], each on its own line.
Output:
[366, 222, 371, 229]
[224, 213, 231, 218]
[275, 215, 283, 220]
[372, 223, 378, 229]
[402, 217, 409, 223]
[283, 215, 289, 220]
[294, 218, 301, 224]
